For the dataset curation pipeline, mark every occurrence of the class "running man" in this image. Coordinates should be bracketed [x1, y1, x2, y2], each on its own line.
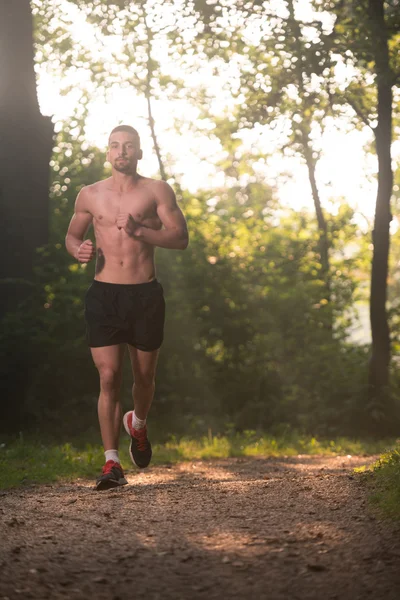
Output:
[65, 125, 188, 490]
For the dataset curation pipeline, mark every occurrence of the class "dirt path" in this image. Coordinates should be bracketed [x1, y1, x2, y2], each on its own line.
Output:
[1, 455, 400, 600]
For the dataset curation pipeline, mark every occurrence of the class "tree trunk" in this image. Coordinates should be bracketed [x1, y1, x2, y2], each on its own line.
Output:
[0, 0, 53, 317]
[367, 0, 393, 396]
[140, 2, 168, 182]
[302, 137, 330, 282]
[286, 0, 330, 285]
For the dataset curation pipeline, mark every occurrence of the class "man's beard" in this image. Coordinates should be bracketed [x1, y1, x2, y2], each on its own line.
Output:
[113, 160, 135, 174]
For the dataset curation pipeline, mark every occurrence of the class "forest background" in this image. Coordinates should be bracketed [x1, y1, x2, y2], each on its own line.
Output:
[1, 0, 400, 446]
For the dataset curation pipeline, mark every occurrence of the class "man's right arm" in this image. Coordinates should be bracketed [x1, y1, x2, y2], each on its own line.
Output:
[65, 187, 95, 262]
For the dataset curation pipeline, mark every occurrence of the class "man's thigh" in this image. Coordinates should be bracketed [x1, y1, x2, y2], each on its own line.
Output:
[91, 344, 126, 372]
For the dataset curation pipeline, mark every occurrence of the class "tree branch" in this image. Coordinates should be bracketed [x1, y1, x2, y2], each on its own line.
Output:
[139, 2, 168, 182]
[344, 95, 374, 129]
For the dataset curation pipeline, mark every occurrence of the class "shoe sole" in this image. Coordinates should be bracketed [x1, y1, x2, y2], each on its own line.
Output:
[123, 411, 133, 437]
[123, 411, 152, 469]
[96, 476, 128, 491]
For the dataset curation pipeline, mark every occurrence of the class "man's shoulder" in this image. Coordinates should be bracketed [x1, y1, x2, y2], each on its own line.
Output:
[142, 177, 174, 197]
[79, 179, 108, 197]
[88, 179, 109, 192]
[140, 175, 162, 187]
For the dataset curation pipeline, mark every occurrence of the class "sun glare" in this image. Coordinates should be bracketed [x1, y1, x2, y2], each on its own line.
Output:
[35, 0, 398, 225]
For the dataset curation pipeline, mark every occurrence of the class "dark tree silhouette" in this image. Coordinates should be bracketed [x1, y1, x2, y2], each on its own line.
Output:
[0, 0, 53, 317]
[367, 0, 395, 398]
[326, 0, 399, 418]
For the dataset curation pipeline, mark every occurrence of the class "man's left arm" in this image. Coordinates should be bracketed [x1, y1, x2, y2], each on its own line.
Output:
[135, 182, 189, 250]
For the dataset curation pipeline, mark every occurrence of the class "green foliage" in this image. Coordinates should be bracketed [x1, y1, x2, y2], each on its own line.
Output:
[0, 156, 385, 437]
[0, 130, 103, 432]
[1, 122, 398, 437]
[362, 442, 400, 520]
[0, 439, 104, 489]
[0, 433, 391, 490]
[323, 0, 400, 128]
[3, 0, 400, 444]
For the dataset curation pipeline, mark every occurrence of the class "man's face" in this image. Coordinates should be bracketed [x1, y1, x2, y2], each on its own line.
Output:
[107, 131, 142, 174]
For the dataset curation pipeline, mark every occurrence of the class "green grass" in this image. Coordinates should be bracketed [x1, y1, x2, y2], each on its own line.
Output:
[356, 442, 400, 520]
[0, 432, 394, 490]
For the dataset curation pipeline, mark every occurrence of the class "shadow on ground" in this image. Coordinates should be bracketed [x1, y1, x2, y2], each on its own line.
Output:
[1, 455, 400, 600]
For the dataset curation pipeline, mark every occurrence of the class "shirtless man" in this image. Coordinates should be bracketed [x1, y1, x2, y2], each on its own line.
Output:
[65, 125, 188, 490]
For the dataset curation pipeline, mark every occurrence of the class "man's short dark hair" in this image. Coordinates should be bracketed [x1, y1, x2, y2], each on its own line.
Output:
[109, 125, 140, 145]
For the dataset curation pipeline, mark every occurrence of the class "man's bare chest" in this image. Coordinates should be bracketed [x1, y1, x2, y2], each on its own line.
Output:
[91, 190, 157, 226]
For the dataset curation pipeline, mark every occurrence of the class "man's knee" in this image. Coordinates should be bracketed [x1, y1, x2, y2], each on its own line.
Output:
[97, 364, 120, 390]
[134, 372, 155, 389]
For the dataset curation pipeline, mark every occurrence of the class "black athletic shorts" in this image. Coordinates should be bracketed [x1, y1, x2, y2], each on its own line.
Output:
[84, 279, 165, 351]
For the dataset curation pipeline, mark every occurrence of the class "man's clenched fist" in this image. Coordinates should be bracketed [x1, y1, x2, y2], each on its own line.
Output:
[76, 239, 95, 263]
[116, 213, 142, 237]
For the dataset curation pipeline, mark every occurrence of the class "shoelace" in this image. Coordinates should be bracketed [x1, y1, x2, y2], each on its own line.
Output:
[133, 427, 149, 452]
[102, 460, 121, 474]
